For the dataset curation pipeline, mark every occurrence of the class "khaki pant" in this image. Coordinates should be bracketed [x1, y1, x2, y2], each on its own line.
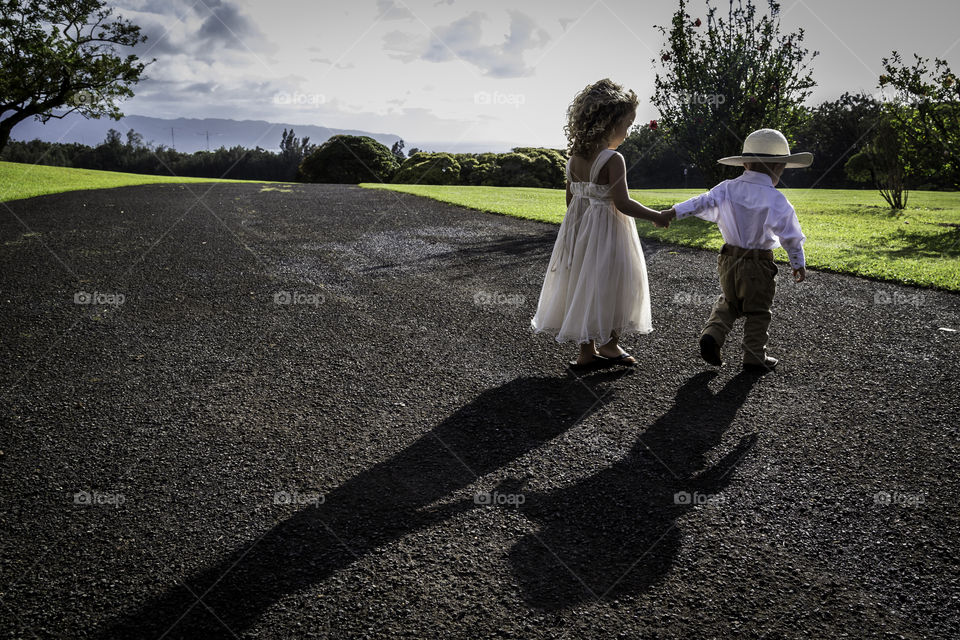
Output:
[702, 244, 778, 365]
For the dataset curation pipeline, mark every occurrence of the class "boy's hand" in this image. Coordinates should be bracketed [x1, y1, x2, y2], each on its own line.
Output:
[793, 267, 806, 283]
[661, 207, 677, 222]
[653, 212, 670, 229]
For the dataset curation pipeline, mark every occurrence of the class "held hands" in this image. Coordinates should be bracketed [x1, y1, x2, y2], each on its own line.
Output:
[793, 267, 806, 283]
[652, 207, 677, 229]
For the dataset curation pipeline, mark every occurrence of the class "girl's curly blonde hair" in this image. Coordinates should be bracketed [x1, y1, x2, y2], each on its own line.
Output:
[564, 78, 639, 158]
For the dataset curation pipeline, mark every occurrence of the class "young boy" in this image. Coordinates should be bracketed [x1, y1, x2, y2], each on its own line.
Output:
[662, 129, 811, 372]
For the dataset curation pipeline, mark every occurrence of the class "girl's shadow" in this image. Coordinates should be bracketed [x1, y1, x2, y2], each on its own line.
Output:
[504, 370, 759, 609]
[98, 371, 625, 639]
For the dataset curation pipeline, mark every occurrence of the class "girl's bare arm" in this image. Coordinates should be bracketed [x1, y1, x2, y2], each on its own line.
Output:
[607, 154, 668, 226]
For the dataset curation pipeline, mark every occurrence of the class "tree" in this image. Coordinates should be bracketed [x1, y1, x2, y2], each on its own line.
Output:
[0, 0, 152, 154]
[390, 139, 405, 162]
[791, 93, 881, 188]
[279, 128, 312, 163]
[619, 124, 698, 188]
[298, 135, 399, 183]
[652, 0, 817, 186]
[844, 107, 911, 209]
[125, 128, 145, 150]
[880, 52, 960, 189]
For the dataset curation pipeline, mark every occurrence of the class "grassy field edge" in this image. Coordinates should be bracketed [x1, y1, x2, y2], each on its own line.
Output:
[361, 182, 960, 293]
[0, 161, 287, 204]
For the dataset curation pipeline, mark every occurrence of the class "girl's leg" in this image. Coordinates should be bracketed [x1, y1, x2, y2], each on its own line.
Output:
[597, 331, 620, 356]
[598, 331, 637, 363]
[577, 340, 598, 364]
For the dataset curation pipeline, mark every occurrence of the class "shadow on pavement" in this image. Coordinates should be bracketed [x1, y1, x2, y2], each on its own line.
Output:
[358, 229, 557, 276]
[506, 370, 760, 609]
[97, 371, 625, 638]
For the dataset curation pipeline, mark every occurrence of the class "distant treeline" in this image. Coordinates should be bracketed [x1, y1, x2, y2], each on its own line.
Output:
[5, 91, 954, 190]
[1, 128, 312, 182]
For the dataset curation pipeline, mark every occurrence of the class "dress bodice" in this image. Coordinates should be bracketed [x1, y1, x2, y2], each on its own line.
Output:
[566, 149, 617, 204]
[569, 181, 615, 203]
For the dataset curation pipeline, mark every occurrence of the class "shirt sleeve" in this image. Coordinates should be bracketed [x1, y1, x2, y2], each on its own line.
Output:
[674, 184, 723, 222]
[769, 196, 806, 270]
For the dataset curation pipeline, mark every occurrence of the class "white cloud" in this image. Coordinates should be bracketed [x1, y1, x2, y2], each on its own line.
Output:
[384, 10, 550, 78]
[92, 0, 950, 151]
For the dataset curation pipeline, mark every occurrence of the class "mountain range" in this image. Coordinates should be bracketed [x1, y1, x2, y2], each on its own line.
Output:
[10, 113, 516, 154]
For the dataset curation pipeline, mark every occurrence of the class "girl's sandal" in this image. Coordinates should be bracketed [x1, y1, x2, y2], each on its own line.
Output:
[601, 353, 637, 367]
[567, 355, 610, 371]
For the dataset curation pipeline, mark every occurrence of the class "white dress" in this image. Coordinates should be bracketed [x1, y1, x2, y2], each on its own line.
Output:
[531, 149, 652, 346]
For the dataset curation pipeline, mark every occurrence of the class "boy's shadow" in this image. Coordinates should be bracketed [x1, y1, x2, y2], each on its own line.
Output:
[98, 370, 626, 639]
[503, 370, 760, 609]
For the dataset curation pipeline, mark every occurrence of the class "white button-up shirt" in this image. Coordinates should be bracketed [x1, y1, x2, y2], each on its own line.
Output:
[674, 170, 807, 270]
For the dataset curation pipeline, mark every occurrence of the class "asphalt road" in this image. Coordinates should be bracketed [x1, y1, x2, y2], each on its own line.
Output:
[1, 182, 958, 639]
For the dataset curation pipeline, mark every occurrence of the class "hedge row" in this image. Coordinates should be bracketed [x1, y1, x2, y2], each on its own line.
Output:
[298, 136, 565, 188]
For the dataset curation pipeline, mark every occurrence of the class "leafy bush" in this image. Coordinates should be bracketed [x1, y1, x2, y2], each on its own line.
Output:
[298, 135, 399, 184]
[499, 148, 566, 187]
[456, 153, 499, 185]
[391, 147, 564, 188]
[392, 152, 461, 185]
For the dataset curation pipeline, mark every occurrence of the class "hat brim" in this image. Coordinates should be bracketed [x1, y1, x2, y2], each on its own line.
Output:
[718, 152, 813, 169]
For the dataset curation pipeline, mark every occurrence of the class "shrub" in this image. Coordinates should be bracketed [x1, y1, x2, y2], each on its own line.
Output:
[508, 148, 566, 188]
[298, 135, 399, 183]
[391, 147, 564, 188]
[456, 153, 499, 185]
[392, 152, 461, 185]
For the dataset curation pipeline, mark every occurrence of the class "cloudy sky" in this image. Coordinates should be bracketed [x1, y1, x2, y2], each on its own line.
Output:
[111, 0, 960, 149]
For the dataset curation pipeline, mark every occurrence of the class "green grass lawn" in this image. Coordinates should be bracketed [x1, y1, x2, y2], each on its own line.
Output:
[0, 161, 282, 203]
[361, 183, 960, 291]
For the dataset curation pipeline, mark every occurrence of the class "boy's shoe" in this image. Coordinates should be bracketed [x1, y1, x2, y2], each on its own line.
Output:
[698, 334, 723, 366]
[743, 356, 778, 373]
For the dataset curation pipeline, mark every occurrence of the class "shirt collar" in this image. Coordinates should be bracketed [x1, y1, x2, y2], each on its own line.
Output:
[738, 170, 775, 187]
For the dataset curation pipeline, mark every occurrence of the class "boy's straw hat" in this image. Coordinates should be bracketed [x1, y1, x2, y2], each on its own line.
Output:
[718, 128, 813, 168]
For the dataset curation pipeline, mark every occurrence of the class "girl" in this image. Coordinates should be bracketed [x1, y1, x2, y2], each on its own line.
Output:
[531, 79, 670, 369]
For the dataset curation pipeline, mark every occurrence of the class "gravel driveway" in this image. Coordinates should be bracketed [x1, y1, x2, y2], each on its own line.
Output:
[1, 182, 958, 639]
